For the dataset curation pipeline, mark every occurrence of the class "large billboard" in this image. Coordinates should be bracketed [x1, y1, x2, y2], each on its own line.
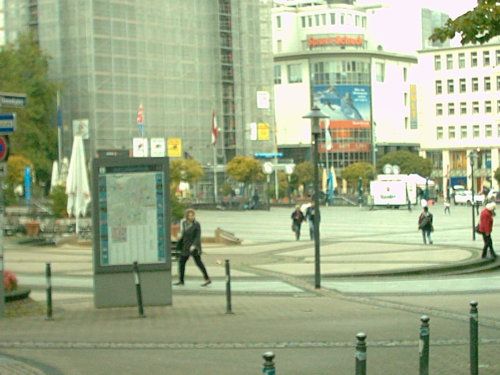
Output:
[313, 84, 371, 127]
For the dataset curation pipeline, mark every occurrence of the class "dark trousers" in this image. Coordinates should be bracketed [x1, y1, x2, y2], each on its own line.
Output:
[421, 229, 432, 244]
[293, 222, 302, 240]
[178, 254, 210, 282]
[481, 233, 496, 258]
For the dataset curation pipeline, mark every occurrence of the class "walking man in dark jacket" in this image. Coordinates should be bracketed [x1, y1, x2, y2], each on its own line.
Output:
[418, 206, 434, 245]
[291, 205, 305, 240]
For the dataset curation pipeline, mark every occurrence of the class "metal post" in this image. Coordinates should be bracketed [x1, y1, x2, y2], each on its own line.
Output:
[262, 351, 276, 375]
[225, 259, 233, 314]
[355, 332, 367, 375]
[471, 162, 476, 241]
[419, 315, 430, 375]
[313, 131, 321, 289]
[470, 301, 479, 375]
[0, 176, 4, 319]
[45, 262, 53, 321]
[133, 261, 145, 318]
[266, 174, 271, 211]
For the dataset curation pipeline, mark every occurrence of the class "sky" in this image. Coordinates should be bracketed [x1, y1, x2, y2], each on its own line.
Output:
[356, 0, 478, 18]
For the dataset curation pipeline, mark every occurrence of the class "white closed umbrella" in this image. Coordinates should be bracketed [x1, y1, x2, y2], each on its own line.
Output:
[50, 161, 59, 193]
[66, 136, 91, 233]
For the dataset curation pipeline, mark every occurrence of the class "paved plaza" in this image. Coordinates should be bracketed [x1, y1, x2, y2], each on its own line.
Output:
[1, 204, 499, 374]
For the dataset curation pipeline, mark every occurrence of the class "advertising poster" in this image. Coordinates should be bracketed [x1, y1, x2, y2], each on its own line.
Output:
[313, 84, 371, 127]
[167, 138, 182, 158]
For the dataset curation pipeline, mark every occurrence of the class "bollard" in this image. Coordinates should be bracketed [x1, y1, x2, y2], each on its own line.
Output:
[419, 315, 430, 375]
[470, 301, 479, 375]
[132, 261, 145, 318]
[45, 263, 53, 321]
[262, 351, 275, 375]
[225, 259, 233, 314]
[355, 332, 367, 375]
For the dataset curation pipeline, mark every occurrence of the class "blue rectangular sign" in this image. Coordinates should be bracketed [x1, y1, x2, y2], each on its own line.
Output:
[0, 113, 16, 133]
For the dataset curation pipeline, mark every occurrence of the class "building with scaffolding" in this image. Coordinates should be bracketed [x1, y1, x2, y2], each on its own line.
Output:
[3, 0, 276, 175]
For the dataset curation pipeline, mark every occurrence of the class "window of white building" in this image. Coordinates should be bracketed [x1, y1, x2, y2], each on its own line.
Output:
[276, 16, 282, 29]
[330, 13, 335, 24]
[459, 78, 466, 92]
[434, 55, 441, 70]
[446, 54, 453, 69]
[362, 17, 367, 27]
[322, 14, 326, 25]
[376, 62, 385, 82]
[472, 101, 479, 113]
[497, 100, 500, 113]
[483, 51, 490, 66]
[458, 53, 465, 68]
[276, 40, 282, 52]
[435, 80, 442, 94]
[436, 126, 443, 139]
[461, 125, 467, 138]
[448, 126, 456, 139]
[448, 102, 455, 115]
[497, 76, 500, 90]
[436, 103, 443, 115]
[496, 50, 500, 65]
[460, 102, 467, 114]
[301, 16, 306, 28]
[484, 76, 491, 91]
[308, 16, 312, 27]
[447, 79, 454, 93]
[315, 14, 320, 26]
[471, 52, 478, 67]
[485, 124, 492, 137]
[287, 64, 302, 83]
[471, 77, 478, 91]
[485, 100, 492, 113]
[473, 125, 480, 138]
[274, 65, 281, 84]
[403, 67, 407, 82]
[341, 13, 344, 24]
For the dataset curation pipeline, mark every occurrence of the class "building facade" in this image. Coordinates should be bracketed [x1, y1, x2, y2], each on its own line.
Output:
[4, 0, 276, 167]
[418, 39, 500, 193]
[272, 0, 419, 172]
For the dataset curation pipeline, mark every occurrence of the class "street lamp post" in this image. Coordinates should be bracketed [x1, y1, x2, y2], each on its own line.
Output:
[469, 151, 478, 241]
[303, 106, 328, 289]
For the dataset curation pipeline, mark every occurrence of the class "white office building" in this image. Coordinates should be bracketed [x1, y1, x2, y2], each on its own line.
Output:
[418, 39, 500, 193]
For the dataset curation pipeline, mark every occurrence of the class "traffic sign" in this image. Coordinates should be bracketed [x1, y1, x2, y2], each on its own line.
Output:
[0, 113, 16, 133]
[0, 136, 9, 162]
[0, 92, 27, 108]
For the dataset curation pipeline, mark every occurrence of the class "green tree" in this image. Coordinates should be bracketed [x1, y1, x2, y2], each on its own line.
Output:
[49, 185, 67, 218]
[494, 166, 500, 187]
[377, 151, 432, 177]
[341, 162, 375, 189]
[170, 159, 204, 185]
[430, 0, 499, 45]
[292, 161, 314, 193]
[6, 154, 33, 187]
[225, 156, 264, 184]
[0, 33, 58, 188]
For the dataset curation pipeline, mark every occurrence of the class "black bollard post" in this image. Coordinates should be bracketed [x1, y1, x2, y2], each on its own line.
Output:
[470, 301, 479, 375]
[355, 332, 367, 375]
[225, 259, 233, 314]
[262, 351, 276, 375]
[419, 315, 430, 375]
[133, 261, 145, 318]
[45, 262, 53, 321]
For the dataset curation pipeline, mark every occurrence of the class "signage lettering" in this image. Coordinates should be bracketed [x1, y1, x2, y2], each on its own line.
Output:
[308, 35, 364, 48]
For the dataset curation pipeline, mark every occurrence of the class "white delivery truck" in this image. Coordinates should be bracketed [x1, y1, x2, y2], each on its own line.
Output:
[370, 180, 409, 207]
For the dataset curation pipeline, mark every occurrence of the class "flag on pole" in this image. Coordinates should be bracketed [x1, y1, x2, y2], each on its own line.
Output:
[211, 111, 219, 146]
[325, 127, 332, 151]
[137, 104, 144, 137]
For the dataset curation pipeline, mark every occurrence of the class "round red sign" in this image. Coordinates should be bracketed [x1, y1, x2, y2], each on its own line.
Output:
[0, 136, 9, 162]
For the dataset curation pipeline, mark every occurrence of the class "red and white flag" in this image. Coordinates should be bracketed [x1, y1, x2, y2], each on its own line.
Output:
[211, 111, 219, 146]
[136, 104, 144, 124]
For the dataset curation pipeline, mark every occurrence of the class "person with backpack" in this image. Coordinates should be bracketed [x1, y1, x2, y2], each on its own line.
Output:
[478, 202, 497, 259]
[290, 205, 305, 240]
[418, 206, 434, 245]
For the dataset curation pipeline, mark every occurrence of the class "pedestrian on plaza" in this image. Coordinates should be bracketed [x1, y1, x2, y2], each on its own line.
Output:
[418, 206, 434, 245]
[305, 201, 319, 240]
[478, 202, 497, 259]
[444, 199, 451, 215]
[174, 208, 212, 286]
[291, 205, 305, 240]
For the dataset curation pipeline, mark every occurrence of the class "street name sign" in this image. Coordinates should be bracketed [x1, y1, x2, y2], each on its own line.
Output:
[0, 92, 27, 108]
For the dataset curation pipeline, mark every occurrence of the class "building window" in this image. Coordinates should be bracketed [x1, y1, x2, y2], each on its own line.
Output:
[498, 124, 500, 138]
[447, 79, 454, 93]
[376, 62, 385, 82]
[496, 50, 500, 65]
[458, 53, 465, 68]
[330, 13, 335, 24]
[341, 13, 345, 24]
[404, 92, 408, 105]
[448, 126, 456, 139]
[301, 16, 306, 28]
[471, 77, 478, 91]
[448, 102, 455, 115]
[471, 52, 477, 67]
[473, 125, 480, 138]
[485, 124, 492, 137]
[362, 16, 367, 27]
[484, 76, 491, 90]
[287, 64, 302, 83]
[434, 55, 441, 70]
[459, 78, 466, 92]
[436, 126, 443, 139]
[355, 15, 360, 26]
[446, 54, 453, 69]
[276, 40, 282, 52]
[498, 99, 500, 113]
[315, 14, 320, 26]
[436, 103, 443, 115]
[403, 67, 407, 81]
[472, 101, 479, 113]
[460, 102, 467, 114]
[405, 117, 408, 129]
[274, 65, 281, 84]
[276, 16, 282, 28]
[497, 75, 500, 90]
[321, 13, 326, 25]
[483, 51, 490, 66]
[461, 125, 467, 138]
[308, 16, 312, 27]
[485, 101, 492, 113]
[435, 80, 442, 94]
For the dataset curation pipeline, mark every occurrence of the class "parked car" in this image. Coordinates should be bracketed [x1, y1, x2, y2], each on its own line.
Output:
[452, 187, 485, 206]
